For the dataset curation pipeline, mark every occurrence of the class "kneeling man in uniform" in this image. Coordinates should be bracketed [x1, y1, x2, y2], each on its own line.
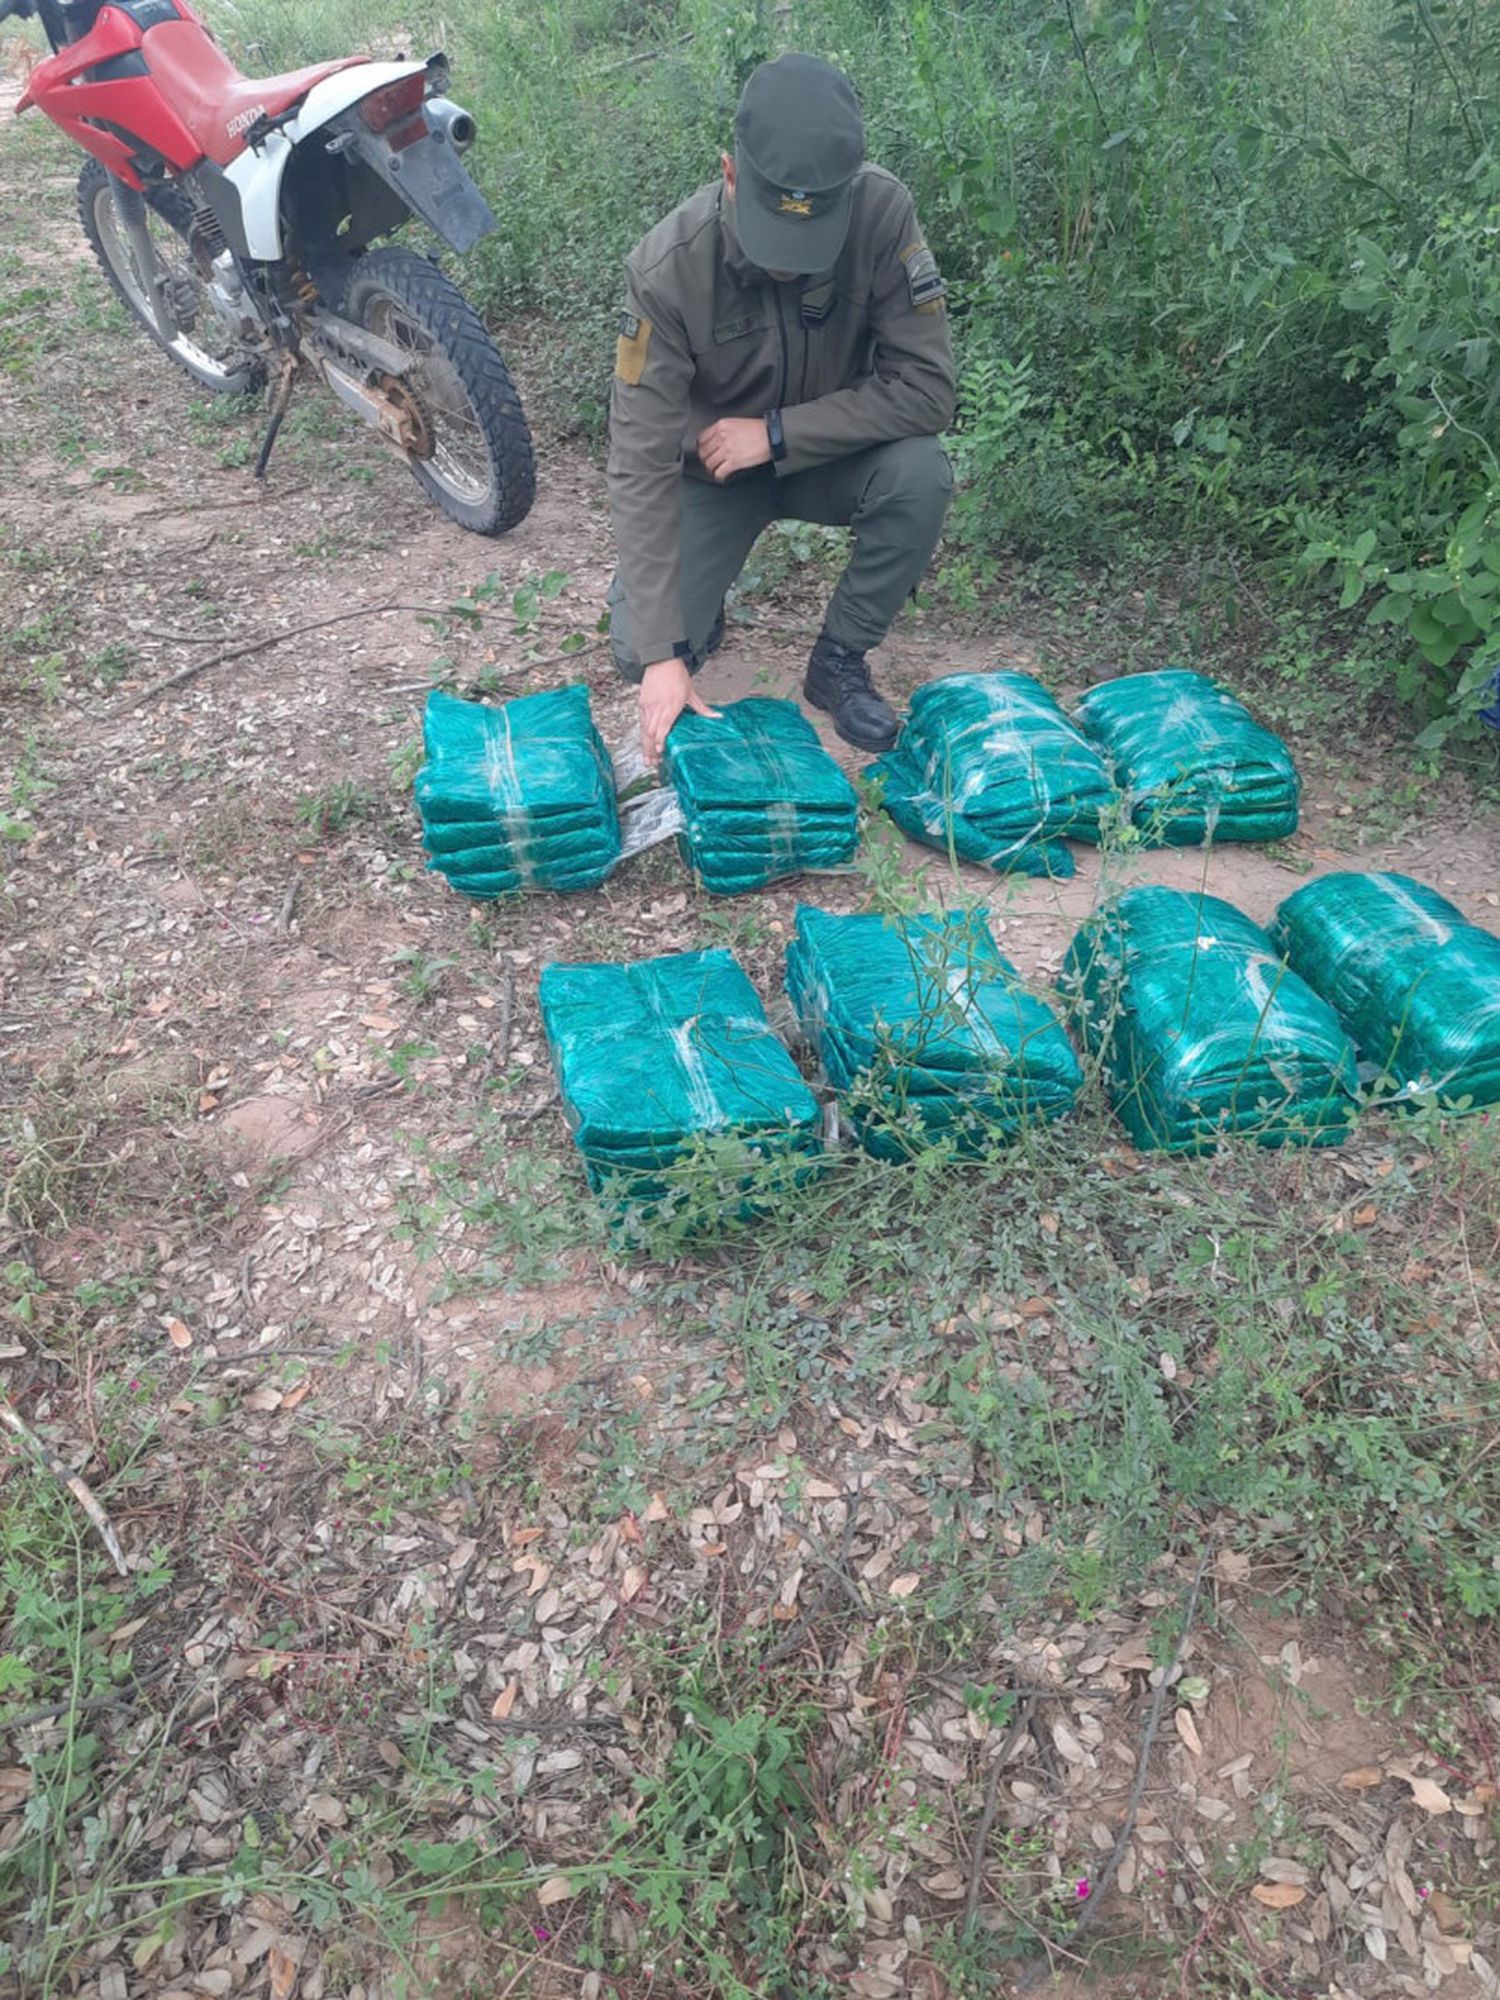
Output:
[607, 52, 956, 763]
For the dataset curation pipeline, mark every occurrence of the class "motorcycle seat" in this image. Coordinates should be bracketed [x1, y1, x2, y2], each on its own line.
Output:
[142, 20, 366, 168]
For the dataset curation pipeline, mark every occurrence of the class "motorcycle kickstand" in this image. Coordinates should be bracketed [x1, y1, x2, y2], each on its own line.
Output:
[108, 173, 178, 345]
[254, 352, 299, 480]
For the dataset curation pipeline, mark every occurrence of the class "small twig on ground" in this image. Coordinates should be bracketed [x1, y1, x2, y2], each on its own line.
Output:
[763, 1504, 862, 1664]
[238, 1251, 256, 1312]
[779, 1505, 867, 1614]
[0, 1687, 136, 1732]
[488, 1090, 559, 1124]
[275, 865, 301, 935]
[963, 1695, 1037, 1932]
[118, 600, 465, 709]
[1014, 1548, 1213, 1991]
[1, 1400, 128, 1576]
[123, 494, 286, 526]
[497, 961, 515, 1070]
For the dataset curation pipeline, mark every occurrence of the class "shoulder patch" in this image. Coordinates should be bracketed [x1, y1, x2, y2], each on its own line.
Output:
[615, 313, 652, 386]
[900, 241, 946, 310]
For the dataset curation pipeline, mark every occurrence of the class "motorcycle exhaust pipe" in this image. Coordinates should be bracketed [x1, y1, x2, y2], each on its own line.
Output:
[424, 97, 476, 152]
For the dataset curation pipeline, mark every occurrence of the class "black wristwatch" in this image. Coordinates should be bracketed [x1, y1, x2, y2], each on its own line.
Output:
[765, 408, 787, 463]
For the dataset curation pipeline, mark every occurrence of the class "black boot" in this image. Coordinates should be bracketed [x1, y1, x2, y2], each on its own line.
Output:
[803, 634, 900, 752]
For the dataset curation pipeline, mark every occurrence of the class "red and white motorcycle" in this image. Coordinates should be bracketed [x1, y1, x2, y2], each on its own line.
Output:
[7, 0, 535, 534]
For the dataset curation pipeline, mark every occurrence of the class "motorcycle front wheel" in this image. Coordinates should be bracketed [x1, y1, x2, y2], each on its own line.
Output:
[78, 158, 264, 396]
[342, 247, 535, 536]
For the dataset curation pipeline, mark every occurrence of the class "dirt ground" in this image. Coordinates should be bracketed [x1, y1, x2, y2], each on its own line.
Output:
[4, 74, 1500, 2000]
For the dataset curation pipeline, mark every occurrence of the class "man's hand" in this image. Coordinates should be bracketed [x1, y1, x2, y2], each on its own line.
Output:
[698, 416, 773, 483]
[640, 656, 722, 765]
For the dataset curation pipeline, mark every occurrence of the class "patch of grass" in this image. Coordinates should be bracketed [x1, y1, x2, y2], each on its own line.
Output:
[393, 948, 456, 1005]
[295, 778, 377, 837]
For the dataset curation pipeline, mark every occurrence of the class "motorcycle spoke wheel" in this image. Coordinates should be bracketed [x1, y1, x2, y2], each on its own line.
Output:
[363, 293, 493, 507]
[342, 246, 534, 536]
[78, 159, 262, 396]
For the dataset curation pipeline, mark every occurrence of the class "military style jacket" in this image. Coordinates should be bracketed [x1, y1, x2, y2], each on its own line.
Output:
[607, 165, 956, 669]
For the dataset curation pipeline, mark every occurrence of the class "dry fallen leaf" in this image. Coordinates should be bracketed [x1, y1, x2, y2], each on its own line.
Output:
[1175, 1707, 1203, 1756]
[1389, 1765, 1452, 1815]
[491, 1680, 519, 1721]
[1429, 1889, 1465, 1935]
[620, 1565, 646, 1603]
[1251, 1883, 1307, 1909]
[1339, 1766, 1384, 1791]
[537, 1875, 575, 1907]
[165, 1317, 192, 1350]
[888, 1573, 920, 1600]
[1052, 1721, 1088, 1766]
[268, 1945, 299, 2000]
[0, 1767, 33, 1812]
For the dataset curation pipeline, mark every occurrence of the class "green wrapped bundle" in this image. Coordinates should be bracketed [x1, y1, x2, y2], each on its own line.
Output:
[1059, 887, 1358, 1153]
[1073, 670, 1298, 845]
[662, 698, 859, 894]
[1272, 872, 1500, 1110]
[787, 906, 1082, 1159]
[415, 687, 620, 898]
[867, 672, 1116, 877]
[538, 948, 823, 1199]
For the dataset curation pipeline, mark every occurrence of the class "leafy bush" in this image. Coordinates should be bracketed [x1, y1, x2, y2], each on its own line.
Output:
[1304, 161, 1500, 741]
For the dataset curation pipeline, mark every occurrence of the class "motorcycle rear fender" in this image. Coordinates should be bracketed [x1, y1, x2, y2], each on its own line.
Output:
[339, 121, 495, 256]
[221, 59, 426, 259]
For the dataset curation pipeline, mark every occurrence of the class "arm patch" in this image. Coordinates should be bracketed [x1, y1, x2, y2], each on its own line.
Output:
[900, 242, 946, 311]
[615, 311, 652, 386]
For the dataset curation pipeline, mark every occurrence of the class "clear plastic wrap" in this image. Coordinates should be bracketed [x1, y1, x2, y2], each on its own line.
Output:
[787, 906, 1082, 1158]
[414, 686, 620, 897]
[1273, 871, 1500, 1109]
[1059, 886, 1358, 1152]
[663, 698, 859, 894]
[1073, 670, 1298, 846]
[867, 672, 1116, 877]
[538, 947, 823, 1200]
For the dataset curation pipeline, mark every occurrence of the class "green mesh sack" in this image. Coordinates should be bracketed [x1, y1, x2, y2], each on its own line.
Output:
[1059, 887, 1358, 1153]
[867, 672, 1116, 878]
[538, 948, 823, 1200]
[1073, 670, 1298, 845]
[662, 698, 859, 894]
[787, 906, 1082, 1159]
[414, 687, 620, 898]
[1272, 872, 1500, 1110]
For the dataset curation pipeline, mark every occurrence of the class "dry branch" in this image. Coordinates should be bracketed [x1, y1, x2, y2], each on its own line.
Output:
[1, 1400, 128, 1576]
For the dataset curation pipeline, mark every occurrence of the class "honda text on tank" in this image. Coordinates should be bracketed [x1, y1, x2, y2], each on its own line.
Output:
[6, 0, 535, 533]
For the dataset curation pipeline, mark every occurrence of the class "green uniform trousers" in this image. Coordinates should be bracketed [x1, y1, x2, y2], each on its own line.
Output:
[609, 433, 952, 682]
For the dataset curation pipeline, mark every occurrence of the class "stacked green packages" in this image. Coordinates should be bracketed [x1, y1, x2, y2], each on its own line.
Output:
[538, 948, 823, 1199]
[1073, 670, 1298, 845]
[786, 906, 1082, 1158]
[1059, 887, 1358, 1153]
[867, 672, 1116, 877]
[1273, 872, 1500, 1110]
[415, 687, 620, 897]
[662, 698, 858, 894]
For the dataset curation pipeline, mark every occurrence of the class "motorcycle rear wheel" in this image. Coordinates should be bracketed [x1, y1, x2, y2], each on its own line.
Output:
[78, 159, 264, 396]
[342, 246, 535, 536]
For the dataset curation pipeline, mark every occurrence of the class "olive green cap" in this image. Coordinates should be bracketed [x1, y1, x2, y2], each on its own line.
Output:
[733, 53, 865, 275]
